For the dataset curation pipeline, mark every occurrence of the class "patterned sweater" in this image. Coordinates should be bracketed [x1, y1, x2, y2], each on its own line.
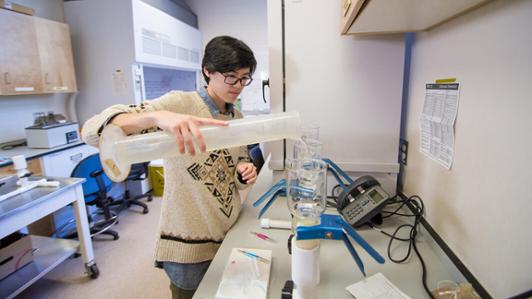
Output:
[82, 91, 249, 264]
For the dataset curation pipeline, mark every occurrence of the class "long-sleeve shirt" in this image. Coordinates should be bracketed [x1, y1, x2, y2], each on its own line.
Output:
[81, 90, 250, 264]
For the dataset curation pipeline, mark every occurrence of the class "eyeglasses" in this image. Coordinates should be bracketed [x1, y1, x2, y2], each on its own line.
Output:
[221, 73, 253, 86]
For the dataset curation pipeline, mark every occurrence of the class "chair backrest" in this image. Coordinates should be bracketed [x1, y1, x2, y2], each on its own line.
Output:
[71, 153, 113, 203]
[127, 162, 150, 181]
[248, 144, 264, 173]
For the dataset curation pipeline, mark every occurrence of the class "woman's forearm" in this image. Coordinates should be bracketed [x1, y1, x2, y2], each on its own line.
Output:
[111, 111, 159, 134]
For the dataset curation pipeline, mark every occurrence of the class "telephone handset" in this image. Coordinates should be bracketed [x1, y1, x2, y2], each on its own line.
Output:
[336, 175, 391, 227]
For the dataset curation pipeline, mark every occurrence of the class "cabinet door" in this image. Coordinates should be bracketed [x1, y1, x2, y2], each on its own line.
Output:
[35, 18, 78, 93]
[41, 144, 98, 177]
[0, 9, 44, 95]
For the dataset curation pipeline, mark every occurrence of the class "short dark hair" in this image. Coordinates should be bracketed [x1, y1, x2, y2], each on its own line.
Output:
[202, 36, 257, 84]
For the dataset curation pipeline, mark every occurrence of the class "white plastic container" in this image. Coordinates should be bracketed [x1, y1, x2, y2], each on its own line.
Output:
[99, 112, 301, 182]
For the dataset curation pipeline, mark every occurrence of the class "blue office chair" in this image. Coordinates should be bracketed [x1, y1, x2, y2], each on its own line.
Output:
[70, 153, 119, 240]
[109, 162, 152, 214]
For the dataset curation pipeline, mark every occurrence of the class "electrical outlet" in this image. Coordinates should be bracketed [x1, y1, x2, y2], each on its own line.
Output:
[399, 138, 408, 165]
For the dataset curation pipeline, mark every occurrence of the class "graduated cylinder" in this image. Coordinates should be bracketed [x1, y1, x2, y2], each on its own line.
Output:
[99, 111, 301, 182]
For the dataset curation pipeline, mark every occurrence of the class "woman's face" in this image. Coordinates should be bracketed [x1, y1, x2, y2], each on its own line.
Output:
[205, 67, 252, 104]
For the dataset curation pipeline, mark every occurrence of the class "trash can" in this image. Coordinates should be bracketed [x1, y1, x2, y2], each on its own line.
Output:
[148, 160, 164, 197]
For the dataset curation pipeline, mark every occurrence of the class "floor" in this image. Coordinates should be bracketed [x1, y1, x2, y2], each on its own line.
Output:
[17, 196, 172, 299]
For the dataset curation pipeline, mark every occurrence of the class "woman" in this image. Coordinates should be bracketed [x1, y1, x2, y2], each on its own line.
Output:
[82, 35, 258, 298]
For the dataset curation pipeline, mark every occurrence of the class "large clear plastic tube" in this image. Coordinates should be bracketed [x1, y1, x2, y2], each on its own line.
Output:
[99, 111, 301, 182]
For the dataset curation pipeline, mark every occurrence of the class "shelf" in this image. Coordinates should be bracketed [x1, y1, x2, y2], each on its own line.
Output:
[341, 0, 491, 35]
[0, 235, 79, 299]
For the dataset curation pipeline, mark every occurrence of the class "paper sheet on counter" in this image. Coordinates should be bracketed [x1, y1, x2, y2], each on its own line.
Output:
[215, 248, 272, 299]
[346, 272, 411, 299]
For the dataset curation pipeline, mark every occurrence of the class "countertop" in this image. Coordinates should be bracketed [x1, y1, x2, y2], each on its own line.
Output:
[0, 177, 85, 221]
[0, 141, 86, 167]
[194, 166, 465, 299]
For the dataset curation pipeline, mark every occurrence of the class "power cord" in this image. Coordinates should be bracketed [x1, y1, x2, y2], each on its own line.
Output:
[326, 184, 342, 208]
[326, 180, 433, 297]
[368, 194, 435, 299]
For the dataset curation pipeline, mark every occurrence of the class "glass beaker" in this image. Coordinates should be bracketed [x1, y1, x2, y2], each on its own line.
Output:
[293, 123, 320, 159]
[286, 159, 327, 221]
[286, 158, 327, 249]
[294, 139, 323, 160]
[301, 123, 319, 142]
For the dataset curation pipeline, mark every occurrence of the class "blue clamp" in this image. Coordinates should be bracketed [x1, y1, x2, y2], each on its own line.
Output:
[253, 179, 286, 218]
[322, 158, 354, 185]
[252, 178, 317, 219]
[253, 158, 353, 218]
[296, 214, 385, 277]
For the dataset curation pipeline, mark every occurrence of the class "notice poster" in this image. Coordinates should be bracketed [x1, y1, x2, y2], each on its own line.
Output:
[420, 83, 460, 169]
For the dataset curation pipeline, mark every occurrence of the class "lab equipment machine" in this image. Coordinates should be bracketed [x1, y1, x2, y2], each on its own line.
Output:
[25, 112, 79, 149]
[286, 158, 385, 299]
[253, 139, 388, 298]
[336, 175, 391, 227]
[99, 112, 302, 181]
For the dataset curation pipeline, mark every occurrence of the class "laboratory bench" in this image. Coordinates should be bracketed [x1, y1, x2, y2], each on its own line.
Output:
[0, 141, 98, 236]
[0, 140, 86, 168]
[194, 166, 466, 299]
[0, 177, 96, 299]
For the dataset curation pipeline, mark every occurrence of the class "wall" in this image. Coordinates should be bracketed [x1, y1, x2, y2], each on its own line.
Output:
[183, 0, 269, 114]
[0, 0, 70, 143]
[401, 0, 532, 297]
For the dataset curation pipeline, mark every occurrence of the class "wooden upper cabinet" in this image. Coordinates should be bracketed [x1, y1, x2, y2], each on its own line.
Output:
[341, 0, 491, 35]
[0, 8, 44, 95]
[0, 9, 77, 95]
[35, 17, 77, 93]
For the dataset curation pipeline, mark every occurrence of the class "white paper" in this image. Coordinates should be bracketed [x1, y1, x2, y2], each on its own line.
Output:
[346, 272, 411, 299]
[419, 83, 460, 169]
[112, 69, 128, 96]
[215, 248, 272, 299]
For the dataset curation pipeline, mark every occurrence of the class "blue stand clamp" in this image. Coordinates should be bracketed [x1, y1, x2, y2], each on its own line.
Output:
[296, 214, 385, 277]
[253, 158, 352, 218]
[253, 179, 286, 219]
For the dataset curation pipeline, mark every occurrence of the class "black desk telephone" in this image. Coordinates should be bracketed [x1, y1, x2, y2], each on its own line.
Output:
[336, 175, 391, 227]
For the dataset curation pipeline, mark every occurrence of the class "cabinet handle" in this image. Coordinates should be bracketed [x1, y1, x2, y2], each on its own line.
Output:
[3, 72, 11, 84]
[70, 153, 83, 164]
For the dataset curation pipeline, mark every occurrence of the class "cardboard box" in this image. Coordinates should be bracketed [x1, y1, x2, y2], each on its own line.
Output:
[0, 0, 34, 16]
[0, 233, 33, 280]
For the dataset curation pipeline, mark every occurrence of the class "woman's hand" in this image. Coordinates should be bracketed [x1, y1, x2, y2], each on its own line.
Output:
[237, 162, 257, 184]
[154, 111, 228, 156]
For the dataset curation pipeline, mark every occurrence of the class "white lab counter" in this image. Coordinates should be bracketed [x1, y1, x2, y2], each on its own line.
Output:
[194, 166, 465, 299]
[0, 177, 97, 299]
[0, 140, 85, 167]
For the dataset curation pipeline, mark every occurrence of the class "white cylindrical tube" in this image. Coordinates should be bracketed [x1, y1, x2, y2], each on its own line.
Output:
[11, 155, 28, 178]
[292, 242, 320, 299]
[11, 155, 27, 170]
[260, 218, 292, 230]
[100, 111, 301, 182]
[117, 111, 301, 165]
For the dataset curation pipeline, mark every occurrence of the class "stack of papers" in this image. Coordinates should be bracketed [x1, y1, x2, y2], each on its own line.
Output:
[215, 248, 272, 299]
[346, 272, 411, 299]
